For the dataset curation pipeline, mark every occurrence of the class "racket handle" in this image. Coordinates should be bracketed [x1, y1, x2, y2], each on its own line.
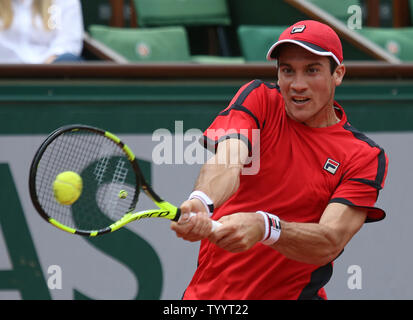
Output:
[189, 212, 222, 232]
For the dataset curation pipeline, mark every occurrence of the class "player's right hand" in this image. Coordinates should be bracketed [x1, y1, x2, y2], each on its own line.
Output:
[170, 199, 213, 242]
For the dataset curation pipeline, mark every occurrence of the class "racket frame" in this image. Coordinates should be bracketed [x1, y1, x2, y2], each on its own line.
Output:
[29, 124, 183, 237]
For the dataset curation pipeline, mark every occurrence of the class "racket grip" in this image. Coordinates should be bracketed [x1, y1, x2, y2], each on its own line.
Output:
[189, 212, 222, 232]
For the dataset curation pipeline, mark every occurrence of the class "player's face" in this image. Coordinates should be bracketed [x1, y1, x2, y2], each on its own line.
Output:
[277, 44, 345, 128]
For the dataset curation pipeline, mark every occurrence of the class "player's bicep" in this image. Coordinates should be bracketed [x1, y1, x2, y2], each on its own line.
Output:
[319, 202, 367, 250]
[209, 138, 250, 167]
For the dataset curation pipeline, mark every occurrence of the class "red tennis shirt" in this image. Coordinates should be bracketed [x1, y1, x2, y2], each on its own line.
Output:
[183, 80, 388, 300]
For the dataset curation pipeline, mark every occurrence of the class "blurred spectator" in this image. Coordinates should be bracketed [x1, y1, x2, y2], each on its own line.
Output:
[0, 0, 84, 63]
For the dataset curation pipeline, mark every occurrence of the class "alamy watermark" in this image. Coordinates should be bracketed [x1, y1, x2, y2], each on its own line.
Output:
[47, 264, 62, 290]
[347, 264, 362, 290]
[151, 121, 260, 175]
[347, 5, 362, 30]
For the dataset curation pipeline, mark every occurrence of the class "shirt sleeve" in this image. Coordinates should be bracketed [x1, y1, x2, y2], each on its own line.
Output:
[202, 80, 272, 154]
[330, 146, 388, 223]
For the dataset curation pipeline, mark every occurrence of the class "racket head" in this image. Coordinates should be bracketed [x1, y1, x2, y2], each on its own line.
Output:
[29, 124, 147, 236]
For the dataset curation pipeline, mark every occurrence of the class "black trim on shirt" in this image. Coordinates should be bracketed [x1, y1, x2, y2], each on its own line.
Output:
[218, 80, 281, 131]
[297, 262, 333, 300]
[348, 178, 382, 190]
[232, 79, 280, 106]
[233, 79, 264, 106]
[343, 122, 379, 148]
[329, 197, 386, 223]
[219, 104, 261, 130]
[201, 133, 252, 154]
[375, 148, 387, 187]
[343, 122, 387, 190]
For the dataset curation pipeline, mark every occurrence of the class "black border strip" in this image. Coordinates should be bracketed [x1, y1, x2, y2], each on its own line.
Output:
[233, 79, 264, 106]
[219, 104, 261, 130]
[297, 40, 329, 53]
[297, 262, 333, 300]
[343, 122, 379, 148]
[375, 148, 387, 187]
[343, 123, 387, 190]
[217, 80, 280, 131]
[348, 178, 382, 190]
[201, 133, 252, 155]
[329, 197, 386, 223]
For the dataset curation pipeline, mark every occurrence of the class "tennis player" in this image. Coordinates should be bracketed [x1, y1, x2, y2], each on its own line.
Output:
[171, 20, 388, 300]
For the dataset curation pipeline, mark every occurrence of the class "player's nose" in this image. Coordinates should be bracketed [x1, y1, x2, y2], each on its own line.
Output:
[290, 74, 308, 93]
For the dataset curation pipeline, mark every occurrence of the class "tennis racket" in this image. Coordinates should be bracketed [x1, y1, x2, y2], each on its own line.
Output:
[29, 124, 221, 237]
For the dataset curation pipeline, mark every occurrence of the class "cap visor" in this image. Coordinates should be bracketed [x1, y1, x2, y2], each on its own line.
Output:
[266, 39, 341, 65]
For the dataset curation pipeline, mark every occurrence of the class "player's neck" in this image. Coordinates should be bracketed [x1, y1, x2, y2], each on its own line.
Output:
[302, 105, 340, 128]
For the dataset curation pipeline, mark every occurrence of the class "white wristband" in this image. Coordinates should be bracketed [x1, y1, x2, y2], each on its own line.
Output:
[188, 190, 214, 217]
[257, 211, 282, 245]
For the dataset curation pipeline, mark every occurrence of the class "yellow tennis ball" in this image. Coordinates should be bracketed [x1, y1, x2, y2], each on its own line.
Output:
[119, 190, 128, 199]
[53, 171, 83, 205]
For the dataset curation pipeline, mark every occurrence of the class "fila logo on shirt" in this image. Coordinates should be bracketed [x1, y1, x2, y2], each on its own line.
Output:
[324, 158, 340, 175]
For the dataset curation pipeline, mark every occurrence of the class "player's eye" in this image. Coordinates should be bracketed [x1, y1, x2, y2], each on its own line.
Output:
[307, 67, 319, 74]
[280, 67, 293, 74]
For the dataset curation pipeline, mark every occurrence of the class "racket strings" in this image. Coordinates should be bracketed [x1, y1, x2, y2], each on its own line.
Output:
[37, 134, 87, 225]
[98, 158, 129, 220]
[34, 129, 139, 232]
[36, 132, 94, 229]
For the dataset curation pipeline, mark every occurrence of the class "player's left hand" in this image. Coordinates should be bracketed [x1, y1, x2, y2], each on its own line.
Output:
[209, 212, 265, 253]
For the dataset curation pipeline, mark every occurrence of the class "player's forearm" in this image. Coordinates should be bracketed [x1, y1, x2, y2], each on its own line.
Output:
[172, 156, 242, 242]
[261, 203, 367, 266]
[271, 220, 343, 266]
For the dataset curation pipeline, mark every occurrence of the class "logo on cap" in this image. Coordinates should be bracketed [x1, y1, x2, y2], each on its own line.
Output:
[291, 25, 306, 34]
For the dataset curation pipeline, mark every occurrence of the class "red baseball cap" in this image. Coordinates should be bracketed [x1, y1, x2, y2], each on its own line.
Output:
[266, 20, 343, 65]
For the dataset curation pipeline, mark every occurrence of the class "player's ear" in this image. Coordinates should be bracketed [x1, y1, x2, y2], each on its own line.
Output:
[333, 64, 346, 86]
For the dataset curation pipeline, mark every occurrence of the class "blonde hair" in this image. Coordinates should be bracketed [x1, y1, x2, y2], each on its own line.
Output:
[0, 0, 54, 30]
